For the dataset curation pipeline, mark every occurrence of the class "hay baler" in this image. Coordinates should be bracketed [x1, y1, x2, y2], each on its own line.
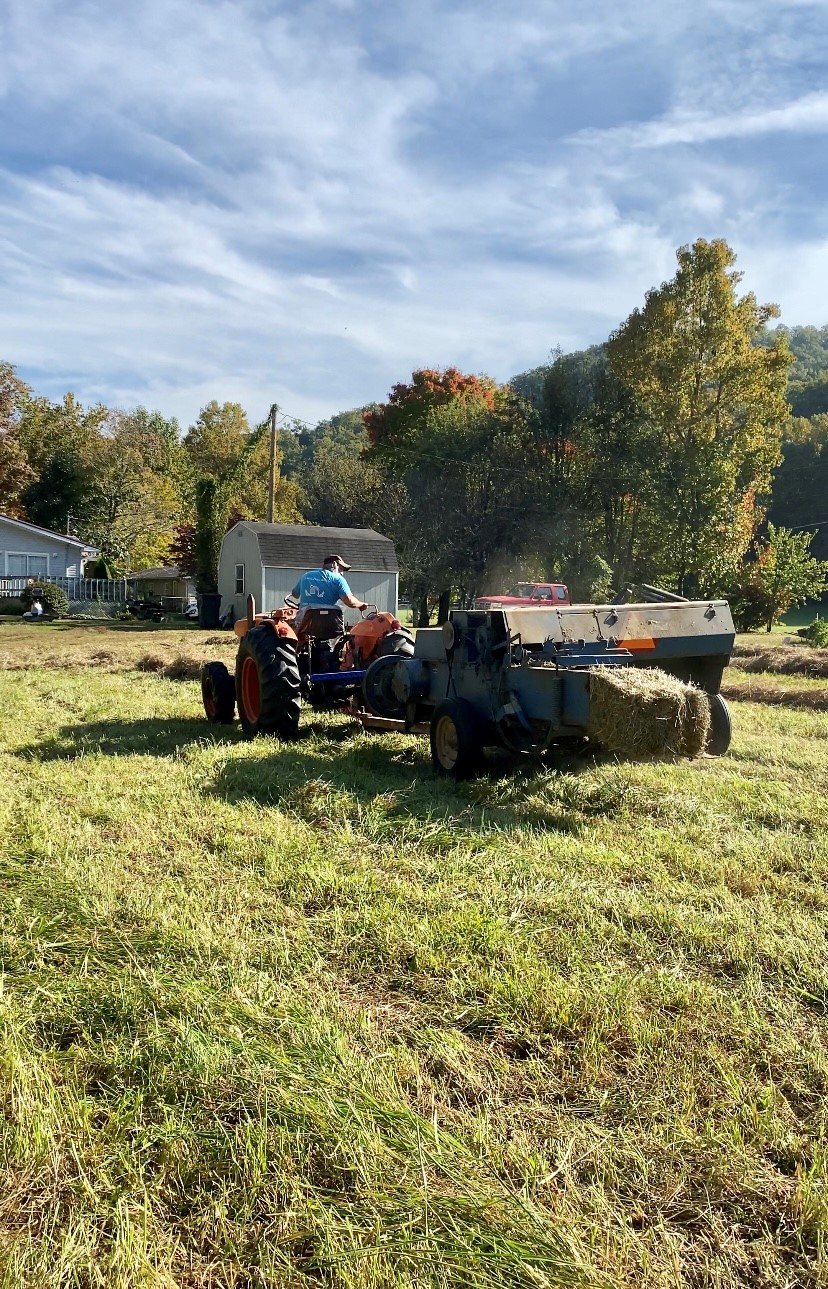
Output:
[360, 597, 735, 777]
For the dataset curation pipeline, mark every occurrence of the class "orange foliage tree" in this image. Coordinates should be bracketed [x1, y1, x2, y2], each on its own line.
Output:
[363, 368, 498, 449]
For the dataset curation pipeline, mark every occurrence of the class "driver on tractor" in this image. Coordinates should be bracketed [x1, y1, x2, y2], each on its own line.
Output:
[291, 555, 367, 641]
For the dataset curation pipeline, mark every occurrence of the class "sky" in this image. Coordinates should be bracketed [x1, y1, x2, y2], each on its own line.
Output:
[2, 0, 827, 430]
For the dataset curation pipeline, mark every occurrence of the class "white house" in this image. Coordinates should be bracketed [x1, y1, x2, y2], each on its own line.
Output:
[0, 514, 97, 582]
[218, 523, 399, 624]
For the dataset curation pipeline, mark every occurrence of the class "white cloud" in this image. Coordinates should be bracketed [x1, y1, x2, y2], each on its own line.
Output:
[0, 0, 826, 427]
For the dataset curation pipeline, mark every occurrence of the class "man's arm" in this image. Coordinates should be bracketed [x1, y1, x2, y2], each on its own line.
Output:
[336, 575, 366, 611]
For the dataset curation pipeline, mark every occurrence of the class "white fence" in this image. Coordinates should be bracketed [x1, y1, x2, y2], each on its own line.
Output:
[0, 576, 130, 603]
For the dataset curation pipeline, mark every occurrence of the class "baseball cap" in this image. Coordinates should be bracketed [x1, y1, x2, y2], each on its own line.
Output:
[323, 553, 352, 571]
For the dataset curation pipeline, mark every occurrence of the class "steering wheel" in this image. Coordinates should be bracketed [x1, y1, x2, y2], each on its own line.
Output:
[361, 603, 379, 618]
[284, 593, 299, 609]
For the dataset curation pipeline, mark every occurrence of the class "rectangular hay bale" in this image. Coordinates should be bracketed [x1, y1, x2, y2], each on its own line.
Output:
[587, 665, 711, 759]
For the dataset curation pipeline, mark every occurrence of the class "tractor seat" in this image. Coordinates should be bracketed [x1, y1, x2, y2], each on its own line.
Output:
[297, 606, 344, 641]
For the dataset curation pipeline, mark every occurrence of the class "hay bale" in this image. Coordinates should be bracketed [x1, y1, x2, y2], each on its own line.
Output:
[587, 666, 711, 759]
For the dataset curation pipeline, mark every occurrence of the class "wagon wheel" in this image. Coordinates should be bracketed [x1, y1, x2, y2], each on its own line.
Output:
[706, 693, 732, 756]
[235, 625, 302, 740]
[201, 660, 236, 724]
[429, 698, 485, 780]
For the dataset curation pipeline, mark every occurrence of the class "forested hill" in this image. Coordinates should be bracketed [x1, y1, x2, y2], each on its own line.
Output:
[767, 326, 828, 559]
[505, 326, 828, 560]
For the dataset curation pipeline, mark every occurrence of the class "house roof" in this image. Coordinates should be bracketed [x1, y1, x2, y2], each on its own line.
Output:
[239, 523, 398, 573]
[0, 513, 97, 552]
[130, 566, 192, 581]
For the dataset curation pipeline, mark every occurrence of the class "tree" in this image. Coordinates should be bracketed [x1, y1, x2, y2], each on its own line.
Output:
[183, 401, 300, 523]
[743, 524, 828, 632]
[21, 449, 93, 533]
[364, 368, 498, 450]
[300, 441, 388, 530]
[608, 239, 791, 595]
[369, 380, 553, 620]
[77, 409, 187, 569]
[0, 363, 33, 515]
[16, 392, 106, 475]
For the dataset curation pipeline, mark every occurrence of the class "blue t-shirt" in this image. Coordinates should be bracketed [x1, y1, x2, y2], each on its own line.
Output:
[292, 567, 352, 607]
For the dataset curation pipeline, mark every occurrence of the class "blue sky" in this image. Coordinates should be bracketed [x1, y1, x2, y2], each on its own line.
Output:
[2, 0, 827, 429]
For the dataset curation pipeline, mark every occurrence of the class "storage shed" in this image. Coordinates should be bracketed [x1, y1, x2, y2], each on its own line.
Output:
[218, 523, 399, 624]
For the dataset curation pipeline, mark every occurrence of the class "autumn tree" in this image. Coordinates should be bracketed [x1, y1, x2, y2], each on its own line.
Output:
[364, 368, 498, 450]
[608, 239, 791, 595]
[366, 370, 553, 620]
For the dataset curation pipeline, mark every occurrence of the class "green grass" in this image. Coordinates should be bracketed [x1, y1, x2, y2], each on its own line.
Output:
[2, 628, 828, 1287]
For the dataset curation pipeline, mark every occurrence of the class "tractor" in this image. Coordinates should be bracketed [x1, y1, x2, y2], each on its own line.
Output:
[200, 595, 414, 738]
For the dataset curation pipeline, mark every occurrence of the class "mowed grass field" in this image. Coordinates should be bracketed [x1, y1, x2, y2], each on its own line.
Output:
[1, 623, 828, 1289]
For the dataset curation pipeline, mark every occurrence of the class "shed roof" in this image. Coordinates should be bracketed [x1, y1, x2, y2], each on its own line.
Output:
[239, 523, 398, 573]
[130, 566, 192, 581]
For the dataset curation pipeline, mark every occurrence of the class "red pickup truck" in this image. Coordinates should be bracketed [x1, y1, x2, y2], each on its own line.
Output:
[475, 582, 571, 608]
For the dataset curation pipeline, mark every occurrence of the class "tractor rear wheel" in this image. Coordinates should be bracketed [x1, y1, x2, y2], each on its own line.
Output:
[201, 660, 236, 724]
[430, 698, 484, 779]
[235, 625, 302, 740]
[706, 693, 732, 756]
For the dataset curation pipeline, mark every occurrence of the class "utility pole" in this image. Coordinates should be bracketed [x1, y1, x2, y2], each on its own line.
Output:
[267, 402, 278, 523]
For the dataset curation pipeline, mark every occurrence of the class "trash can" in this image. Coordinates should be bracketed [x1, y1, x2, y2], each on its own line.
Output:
[197, 592, 222, 629]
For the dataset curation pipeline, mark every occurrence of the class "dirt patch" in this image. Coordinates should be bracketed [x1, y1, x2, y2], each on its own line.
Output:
[732, 644, 828, 679]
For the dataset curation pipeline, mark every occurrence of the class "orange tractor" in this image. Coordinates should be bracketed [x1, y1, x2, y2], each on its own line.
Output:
[200, 595, 414, 738]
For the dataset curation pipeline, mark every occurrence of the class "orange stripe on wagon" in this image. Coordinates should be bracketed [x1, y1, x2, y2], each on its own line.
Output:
[621, 638, 656, 651]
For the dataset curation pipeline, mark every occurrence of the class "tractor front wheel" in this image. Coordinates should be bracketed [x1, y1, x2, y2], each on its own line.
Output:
[235, 625, 302, 740]
[430, 699, 484, 780]
[201, 661, 236, 724]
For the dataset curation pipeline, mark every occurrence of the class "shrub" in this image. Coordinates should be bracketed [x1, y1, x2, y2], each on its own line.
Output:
[0, 596, 25, 616]
[801, 616, 828, 647]
[20, 583, 70, 617]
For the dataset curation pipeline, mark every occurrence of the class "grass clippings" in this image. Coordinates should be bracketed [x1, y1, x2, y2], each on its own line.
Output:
[587, 665, 710, 758]
[723, 673, 828, 710]
[2, 622, 828, 1288]
[732, 642, 828, 679]
[136, 652, 203, 680]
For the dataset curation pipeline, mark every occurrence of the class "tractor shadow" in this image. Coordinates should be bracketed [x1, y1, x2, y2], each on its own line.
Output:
[206, 721, 617, 837]
[19, 716, 240, 761]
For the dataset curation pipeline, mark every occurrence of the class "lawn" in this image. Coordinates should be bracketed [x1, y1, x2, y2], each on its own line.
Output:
[1, 623, 828, 1288]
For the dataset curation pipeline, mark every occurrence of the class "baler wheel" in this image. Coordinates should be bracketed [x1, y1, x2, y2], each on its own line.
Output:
[235, 625, 301, 740]
[706, 693, 732, 756]
[201, 660, 236, 724]
[430, 699, 484, 780]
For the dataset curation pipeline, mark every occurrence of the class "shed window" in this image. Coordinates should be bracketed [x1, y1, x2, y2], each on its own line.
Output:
[235, 563, 245, 595]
